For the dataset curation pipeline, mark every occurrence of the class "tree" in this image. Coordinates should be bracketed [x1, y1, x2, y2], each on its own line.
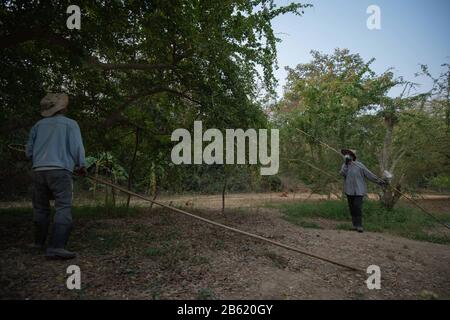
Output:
[0, 0, 312, 198]
[275, 49, 449, 209]
[275, 49, 394, 199]
[376, 81, 427, 208]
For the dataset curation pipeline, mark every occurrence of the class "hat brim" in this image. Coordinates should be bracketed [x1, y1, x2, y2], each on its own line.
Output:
[341, 149, 356, 160]
[40, 95, 68, 117]
[41, 105, 67, 117]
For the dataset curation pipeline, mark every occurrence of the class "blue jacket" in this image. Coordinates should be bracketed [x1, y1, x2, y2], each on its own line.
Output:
[26, 115, 86, 172]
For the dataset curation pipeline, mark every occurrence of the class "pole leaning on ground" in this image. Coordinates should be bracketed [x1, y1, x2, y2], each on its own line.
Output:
[86, 175, 363, 272]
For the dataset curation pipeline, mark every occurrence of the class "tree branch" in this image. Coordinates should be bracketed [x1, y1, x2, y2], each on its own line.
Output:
[103, 86, 201, 128]
[88, 57, 176, 71]
[390, 148, 406, 173]
[1, 29, 176, 73]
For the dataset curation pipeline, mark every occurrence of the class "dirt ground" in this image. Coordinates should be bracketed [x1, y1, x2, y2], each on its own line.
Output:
[1, 196, 449, 300]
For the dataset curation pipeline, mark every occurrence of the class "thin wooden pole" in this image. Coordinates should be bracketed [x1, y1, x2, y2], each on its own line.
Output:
[8, 145, 365, 271]
[87, 175, 363, 272]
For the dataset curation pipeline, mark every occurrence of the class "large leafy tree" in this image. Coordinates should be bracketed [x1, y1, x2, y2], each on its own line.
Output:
[275, 49, 394, 197]
[0, 0, 311, 198]
[276, 49, 449, 209]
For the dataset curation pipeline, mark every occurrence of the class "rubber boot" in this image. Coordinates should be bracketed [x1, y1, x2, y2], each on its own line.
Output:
[351, 216, 358, 231]
[28, 222, 49, 252]
[355, 215, 363, 233]
[46, 224, 76, 260]
[35, 221, 49, 246]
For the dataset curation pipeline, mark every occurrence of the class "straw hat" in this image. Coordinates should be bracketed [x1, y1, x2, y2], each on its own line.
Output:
[341, 148, 357, 160]
[40, 93, 69, 117]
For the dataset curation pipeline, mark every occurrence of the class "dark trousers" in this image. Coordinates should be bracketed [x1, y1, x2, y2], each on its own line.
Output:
[32, 170, 73, 226]
[346, 195, 364, 228]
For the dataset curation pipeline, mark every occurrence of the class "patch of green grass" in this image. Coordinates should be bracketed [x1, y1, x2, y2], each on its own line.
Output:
[212, 239, 225, 249]
[283, 216, 322, 229]
[0, 207, 31, 216]
[163, 241, 190, 261]
[279, 200, 349, 221]
[147, 280, 163, 300]
[336, 223, 354, 231]
[410, 233, 450, 245]
[144, 246, 167, 257]
[81, 229, 124, 254]
[277, 200, 450, 244]
[196, 288, 216, 300]
[73, 205, 144, 219]
[0, 205, 145, 222]
[0, 207, 32, 225]
[143, 241, 192, 270]
[418, 290, 439, 300]
[131, 223, 147, 232]
[161, 230, 180, 241]
[190, 255, 210, 266]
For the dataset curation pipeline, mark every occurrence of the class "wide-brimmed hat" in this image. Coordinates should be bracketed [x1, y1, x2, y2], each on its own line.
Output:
[40, 93, 69, 117]
[341, 148, 357, 160]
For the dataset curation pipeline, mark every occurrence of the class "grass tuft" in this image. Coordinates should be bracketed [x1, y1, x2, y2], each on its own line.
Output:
[196, 288, 216, 300]
[277, 200, 450, 244]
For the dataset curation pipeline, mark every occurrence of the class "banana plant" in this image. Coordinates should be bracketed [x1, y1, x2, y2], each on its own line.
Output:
[85, 152, 128, 206]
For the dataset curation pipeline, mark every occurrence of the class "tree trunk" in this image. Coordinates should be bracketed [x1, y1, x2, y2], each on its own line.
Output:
[126, 128, 140, 208]
[104, 158, 109, 208]
[149, 189, 159, 212]
[222, 175, 228, 214]
[379, 184, 402, 210]
[93, 161, 99, 200]
[111, 176, 116, 207]
[379, 113, 401, 209]
[446, 70, 450, 132]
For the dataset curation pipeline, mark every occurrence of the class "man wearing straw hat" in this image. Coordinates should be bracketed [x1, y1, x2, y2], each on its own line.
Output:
[26, 93, 86, 259]
[340, 149, 387, 233]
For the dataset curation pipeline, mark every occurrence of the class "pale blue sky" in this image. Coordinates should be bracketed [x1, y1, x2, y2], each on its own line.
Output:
[271, 0, 450, 97]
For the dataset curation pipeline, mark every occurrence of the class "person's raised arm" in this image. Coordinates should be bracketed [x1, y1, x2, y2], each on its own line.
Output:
[359, 163, 384, 185]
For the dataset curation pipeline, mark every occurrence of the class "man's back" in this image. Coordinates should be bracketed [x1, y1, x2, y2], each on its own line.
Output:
[26, 115, 85, 172]
[28, 93, 85, 260]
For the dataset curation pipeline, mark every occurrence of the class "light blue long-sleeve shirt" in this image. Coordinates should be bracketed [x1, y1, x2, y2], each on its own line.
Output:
[26, 115, 86, 172]
[340, 161, 383, 196]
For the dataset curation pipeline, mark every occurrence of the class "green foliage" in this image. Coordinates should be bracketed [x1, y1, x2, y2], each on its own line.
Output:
[83, 229, 124, 254]
[86, 152, 128, 182]
[275, 49, 450, 206]
[391, 107, 450, 188]
[285, 218, 321, 229]
[429, 175, 450, 192]
[275, 49, 395, 193]
[196, 288, 217, 300]
[0, 0, 311, 198]
[280, 200, 350, 221]
[144, 246, 167, 257]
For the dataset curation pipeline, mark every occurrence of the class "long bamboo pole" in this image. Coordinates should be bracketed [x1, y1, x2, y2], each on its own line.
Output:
[86, 175, 363, 272]
[7, 143, 364, 271]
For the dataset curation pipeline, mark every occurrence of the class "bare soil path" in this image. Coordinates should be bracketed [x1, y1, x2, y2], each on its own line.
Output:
[1, 201, 449, 299]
